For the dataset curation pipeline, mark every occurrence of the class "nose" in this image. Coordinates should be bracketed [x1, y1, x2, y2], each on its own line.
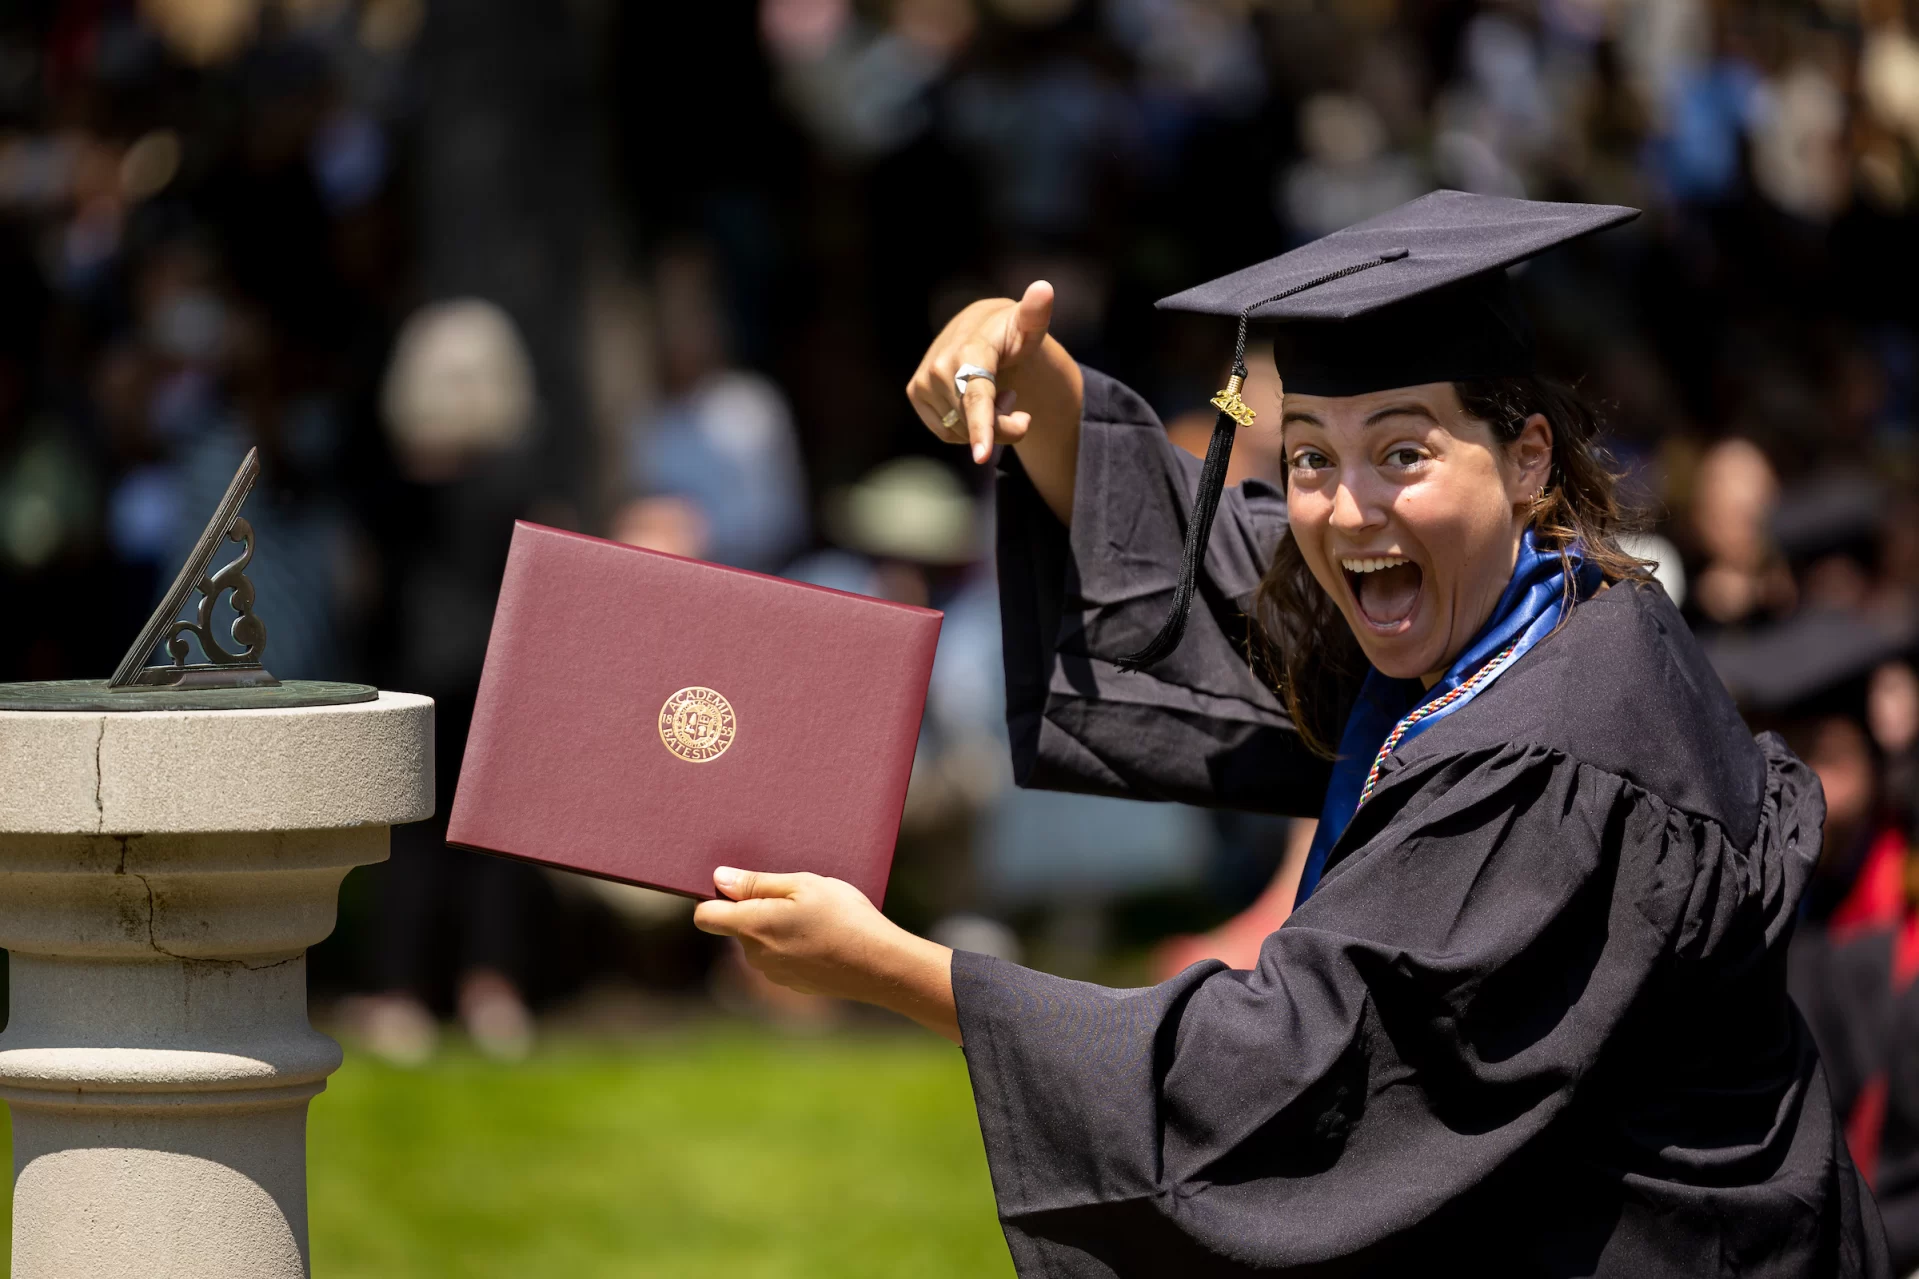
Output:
[1329, 467, 1387, 535]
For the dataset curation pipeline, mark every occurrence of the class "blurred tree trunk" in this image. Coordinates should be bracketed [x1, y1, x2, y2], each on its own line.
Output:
[415, 0, 597, 524]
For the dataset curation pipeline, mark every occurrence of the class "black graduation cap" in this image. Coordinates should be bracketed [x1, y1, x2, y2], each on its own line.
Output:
[1703, 606, 1919, 719]
[1770, 468, 1887, 567]
[1118, 190, 1639, 671]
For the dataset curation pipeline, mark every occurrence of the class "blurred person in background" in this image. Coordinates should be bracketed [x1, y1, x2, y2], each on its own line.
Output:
[1807, 707, 1903, 928]
[123, 227, 354, 680]
[1771, 640, 1919, 1270]
[1685, 436, 1796, 628]
[1278, 91, 1425, 241]
[345, 297, 545, 1064]
[1876, 658, 1919, 829]
[612, 242, 808, 573]
[942, 8, 1140, 256]
[763, 0, 977, 167]
[1704, 607, 1918, 929]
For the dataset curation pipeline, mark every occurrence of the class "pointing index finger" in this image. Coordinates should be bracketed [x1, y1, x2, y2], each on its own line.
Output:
[957, 347, 1000, 464]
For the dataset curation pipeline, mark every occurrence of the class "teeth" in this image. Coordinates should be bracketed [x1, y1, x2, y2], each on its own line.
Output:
[1341, 557, 1407, 573]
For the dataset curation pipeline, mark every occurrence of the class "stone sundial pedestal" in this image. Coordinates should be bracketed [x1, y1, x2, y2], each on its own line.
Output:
[0, 449, 433, 1278]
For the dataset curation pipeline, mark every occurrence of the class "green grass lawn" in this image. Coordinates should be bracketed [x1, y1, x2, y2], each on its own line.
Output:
[0, 1027, 1015, 1278]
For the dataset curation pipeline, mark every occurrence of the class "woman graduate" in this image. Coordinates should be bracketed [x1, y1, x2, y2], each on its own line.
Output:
[693, 192, 1889, 1275]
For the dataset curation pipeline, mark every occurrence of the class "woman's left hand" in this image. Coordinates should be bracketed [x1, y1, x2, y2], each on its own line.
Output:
[692, 868, 960, 1043]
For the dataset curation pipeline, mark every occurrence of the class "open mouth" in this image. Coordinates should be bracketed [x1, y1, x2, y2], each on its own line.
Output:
[1341, 556, 1423, 631]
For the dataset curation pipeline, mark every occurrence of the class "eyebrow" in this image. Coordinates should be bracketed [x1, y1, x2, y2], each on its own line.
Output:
[1365, 402, 1440, 426]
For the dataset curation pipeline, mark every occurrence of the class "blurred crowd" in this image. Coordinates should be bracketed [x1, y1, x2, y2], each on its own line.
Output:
[6, 0, 1919, 1202]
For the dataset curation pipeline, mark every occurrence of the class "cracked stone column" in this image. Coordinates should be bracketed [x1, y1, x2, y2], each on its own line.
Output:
[0, 693, 433, 1279]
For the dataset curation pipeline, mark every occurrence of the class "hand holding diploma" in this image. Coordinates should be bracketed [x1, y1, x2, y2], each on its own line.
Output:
[693, 868, 960, 1044]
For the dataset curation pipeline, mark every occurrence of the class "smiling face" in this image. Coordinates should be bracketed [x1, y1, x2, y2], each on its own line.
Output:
[1283, 382, 1552, 684]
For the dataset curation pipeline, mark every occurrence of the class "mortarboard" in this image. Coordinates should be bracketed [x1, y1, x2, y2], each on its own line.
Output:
[1703, 606, 1919, 720]
[1770, 469, 1887, 567]
[1119, 190, 1639, 671]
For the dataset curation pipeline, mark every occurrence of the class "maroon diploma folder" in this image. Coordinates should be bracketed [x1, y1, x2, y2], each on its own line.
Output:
[447, 522, 942, 904]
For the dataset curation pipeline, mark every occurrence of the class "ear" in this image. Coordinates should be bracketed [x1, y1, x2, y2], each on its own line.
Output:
[1508, 413, 1553, 505]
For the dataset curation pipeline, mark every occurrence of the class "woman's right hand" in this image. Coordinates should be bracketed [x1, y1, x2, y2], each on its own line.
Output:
[907, 281, 1060, 465]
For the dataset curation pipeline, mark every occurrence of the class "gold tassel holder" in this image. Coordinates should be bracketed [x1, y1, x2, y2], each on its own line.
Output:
[1210, 373, 1255, 427]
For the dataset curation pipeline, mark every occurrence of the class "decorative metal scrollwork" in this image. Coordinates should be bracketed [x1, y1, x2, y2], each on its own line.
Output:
[108, 449, 279, 691]
[162, 516, 266, 667]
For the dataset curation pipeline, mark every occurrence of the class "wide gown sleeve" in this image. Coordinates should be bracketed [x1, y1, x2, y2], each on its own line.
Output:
[996, 366, 1329, 816]
[956, 736, 1865, 1276]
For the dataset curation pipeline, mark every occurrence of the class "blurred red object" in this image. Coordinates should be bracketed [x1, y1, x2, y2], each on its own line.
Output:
[1830, 828, 1911, 940]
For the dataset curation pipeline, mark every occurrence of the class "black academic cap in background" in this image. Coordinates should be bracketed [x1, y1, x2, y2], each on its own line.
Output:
[1704, 606, 1919, 720]
[1117, 190, 1640, 671]
[1771, 469, 1887, 567]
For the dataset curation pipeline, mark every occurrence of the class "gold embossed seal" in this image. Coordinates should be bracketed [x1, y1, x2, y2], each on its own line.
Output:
[658, 686, 737, 763]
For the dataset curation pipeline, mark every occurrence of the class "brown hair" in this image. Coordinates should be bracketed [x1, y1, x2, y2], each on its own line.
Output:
[1251, 376, 1652, 758]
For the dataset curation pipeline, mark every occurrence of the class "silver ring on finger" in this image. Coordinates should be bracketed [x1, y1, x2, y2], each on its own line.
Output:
[955, 364, 996, 400]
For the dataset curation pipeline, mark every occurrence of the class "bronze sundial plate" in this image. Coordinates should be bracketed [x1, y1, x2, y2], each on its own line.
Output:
[0, 680, 379, 712]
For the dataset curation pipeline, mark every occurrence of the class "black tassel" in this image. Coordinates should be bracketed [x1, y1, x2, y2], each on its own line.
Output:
[1114, 396, 1242, 672]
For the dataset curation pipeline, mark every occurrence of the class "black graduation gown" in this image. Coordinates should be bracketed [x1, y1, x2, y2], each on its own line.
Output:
[963, 367, 1888, 1276]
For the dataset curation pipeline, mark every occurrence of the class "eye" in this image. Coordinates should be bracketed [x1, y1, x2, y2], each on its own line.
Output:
[1289, 448, 1330, 472]
[1384, 446, 1427, 469]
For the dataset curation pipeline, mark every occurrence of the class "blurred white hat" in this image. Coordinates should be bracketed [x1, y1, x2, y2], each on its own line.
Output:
[825, 456, 978, 566]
